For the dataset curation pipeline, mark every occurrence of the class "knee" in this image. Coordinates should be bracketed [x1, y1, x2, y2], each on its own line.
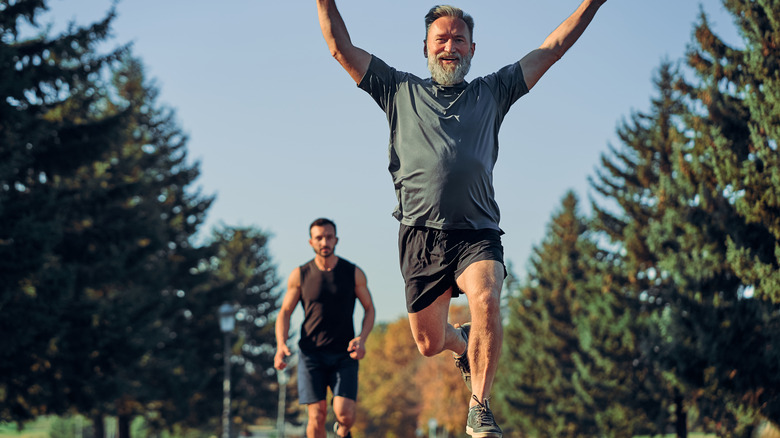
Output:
[308, 407, 327, 427]
[414, 333, 444, 357]
[335, 409, 355, 428]
[469, 286, 501, 313]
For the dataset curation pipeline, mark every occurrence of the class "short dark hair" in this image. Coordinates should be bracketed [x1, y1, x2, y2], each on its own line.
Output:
[424, 5, 474, 42]
[309, 218, 337, 237]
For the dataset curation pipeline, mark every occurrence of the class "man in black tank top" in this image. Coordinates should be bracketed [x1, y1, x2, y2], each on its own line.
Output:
[275, 218, 375, 438]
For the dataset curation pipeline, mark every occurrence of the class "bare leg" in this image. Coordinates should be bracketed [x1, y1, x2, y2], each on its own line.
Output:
[332, 396, 356, 437]
[408, 288, 468, 357]
[306, 401, 327, 438]
[456, 260, 504, 407]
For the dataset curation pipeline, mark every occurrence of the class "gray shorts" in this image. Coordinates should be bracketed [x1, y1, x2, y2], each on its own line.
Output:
[398, 224, 505, 313]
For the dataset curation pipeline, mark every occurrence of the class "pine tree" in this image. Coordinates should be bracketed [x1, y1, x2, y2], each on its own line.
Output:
[590, 63, 694, 435]
[51, 52, 218, 438]
[1, 2, 284, 434]
[497, 192, 658, 437]
[0, 0, 129, 423]
[141, 225, 281, 433]
[205, 226, 282, 426]
[645, 1, 780, 429]
[685, 0, 780, 304]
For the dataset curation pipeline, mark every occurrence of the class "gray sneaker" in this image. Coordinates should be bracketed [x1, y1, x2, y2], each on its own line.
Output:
[453, 322, 471, 391]
[466, 395, 502, 438]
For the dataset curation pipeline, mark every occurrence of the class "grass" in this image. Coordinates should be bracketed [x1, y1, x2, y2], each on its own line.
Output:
[1, 417, 728, 438]
[0, 417, 52, 438]
[634, 435, 715, 438]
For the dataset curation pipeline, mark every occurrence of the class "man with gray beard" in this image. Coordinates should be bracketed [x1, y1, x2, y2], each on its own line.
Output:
[316, 2, 606, 436]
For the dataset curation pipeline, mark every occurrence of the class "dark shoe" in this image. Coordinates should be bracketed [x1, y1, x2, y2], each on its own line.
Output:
[333, 421, 352, 438]
[453, 322, 471, 391]
[466, 395, 502, 437]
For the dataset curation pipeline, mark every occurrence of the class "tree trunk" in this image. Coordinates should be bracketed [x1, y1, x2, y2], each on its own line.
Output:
[92, 415, 105, 438]
[118, 415, 132, 438]
[674, 391, 687, 438]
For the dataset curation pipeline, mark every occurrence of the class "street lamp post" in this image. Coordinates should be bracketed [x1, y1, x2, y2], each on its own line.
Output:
[276, 367, 288, 437]
[428, 418, 437, 438]
[219, 303, 236, 438]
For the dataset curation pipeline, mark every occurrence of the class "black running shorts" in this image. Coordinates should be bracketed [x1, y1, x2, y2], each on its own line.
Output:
[398, 224, 505, 313]
[297, 348, 359, 404]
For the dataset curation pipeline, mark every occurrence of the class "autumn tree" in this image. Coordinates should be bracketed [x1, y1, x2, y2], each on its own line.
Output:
[415, 304, 471, 436]
[354, 318, 421, 437]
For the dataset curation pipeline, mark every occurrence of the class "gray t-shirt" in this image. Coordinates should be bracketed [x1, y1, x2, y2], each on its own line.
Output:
[358, 55, 529, 231]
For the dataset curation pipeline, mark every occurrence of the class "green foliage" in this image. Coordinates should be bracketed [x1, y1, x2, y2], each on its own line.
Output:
[645, 0, 780, 428]
[199, 226, 281, 426]
[496, 192, 661, 437]
[685, 0, 780, 304]
[590, 62, 704, 435]
[587, 1, 780, 433]
[0, 0, 131, 423]
[0, 2, 282, 435]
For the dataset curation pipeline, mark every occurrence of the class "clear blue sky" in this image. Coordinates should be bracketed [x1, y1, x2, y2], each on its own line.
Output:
[46, 0, 740, 324]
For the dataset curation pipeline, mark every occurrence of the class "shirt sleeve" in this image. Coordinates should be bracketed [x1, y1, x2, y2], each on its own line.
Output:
[481, 62, 530, 114]
[357, 55, 402, 113]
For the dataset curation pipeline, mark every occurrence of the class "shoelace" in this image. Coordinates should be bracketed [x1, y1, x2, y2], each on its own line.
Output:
[472, 395, 496, 426]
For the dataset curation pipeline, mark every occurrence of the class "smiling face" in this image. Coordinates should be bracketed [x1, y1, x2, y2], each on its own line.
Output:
[424, 16, 475, 85]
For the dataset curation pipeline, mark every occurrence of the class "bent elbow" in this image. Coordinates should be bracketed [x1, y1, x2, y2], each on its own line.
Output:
[330, 47, 352, 67]
[328, 46, 341, 61]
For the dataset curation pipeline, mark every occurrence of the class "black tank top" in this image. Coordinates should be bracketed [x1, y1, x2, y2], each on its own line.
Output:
[298, 258, 357, 352]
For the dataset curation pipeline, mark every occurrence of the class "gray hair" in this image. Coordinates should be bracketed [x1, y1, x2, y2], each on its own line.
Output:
[424, 5, 474, 42]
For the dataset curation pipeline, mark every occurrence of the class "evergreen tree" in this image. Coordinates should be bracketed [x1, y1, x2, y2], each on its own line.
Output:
[497, 192, 658, 437]
[644, 2, 780, 430]
[49, 51, 216, 438]
[591, 43, 780, 433]
[0, 2, 285, 435]
[136, 225, 280, 433]
[590, 63, 695, 436]
[208, 226, 281, 427]
[684, 0, 780, 304]
[0, 0, 129, 423]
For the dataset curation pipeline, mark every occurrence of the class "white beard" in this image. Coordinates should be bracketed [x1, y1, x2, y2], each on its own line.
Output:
[428, 51, 472, 85]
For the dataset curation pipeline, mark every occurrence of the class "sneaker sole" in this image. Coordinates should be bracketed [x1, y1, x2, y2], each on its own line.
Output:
[466, 426, 502, 438]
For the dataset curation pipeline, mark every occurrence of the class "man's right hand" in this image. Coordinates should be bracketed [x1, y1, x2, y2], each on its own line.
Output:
[274, 344, 292, 370]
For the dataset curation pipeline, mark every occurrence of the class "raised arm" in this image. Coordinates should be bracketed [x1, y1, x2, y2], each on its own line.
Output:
[519, 0, 607, 90]
[316, 0, 372, 84]
[274, 267, 302, 370]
